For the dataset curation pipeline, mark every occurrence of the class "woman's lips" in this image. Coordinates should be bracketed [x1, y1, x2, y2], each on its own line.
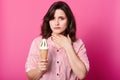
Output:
[54, 27, 61, 30]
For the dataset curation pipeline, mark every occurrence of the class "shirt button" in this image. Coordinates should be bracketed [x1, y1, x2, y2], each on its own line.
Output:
[57, 61, 59, 63]
[57, 50, 59, 52]
[57, 73, 59, 76]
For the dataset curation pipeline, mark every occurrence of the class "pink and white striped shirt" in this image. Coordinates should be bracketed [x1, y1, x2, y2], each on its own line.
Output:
[25, 36, 89, 80]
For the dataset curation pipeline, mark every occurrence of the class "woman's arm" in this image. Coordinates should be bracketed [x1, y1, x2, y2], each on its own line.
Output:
[51, 34, 88, 80]
[27, 69, 44, 80]
[64, 45, 87, 80]
[26, 59, 48, 80]
[26, 37, 48, 80]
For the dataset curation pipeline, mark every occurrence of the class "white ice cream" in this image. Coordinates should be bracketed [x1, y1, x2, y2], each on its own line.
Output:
[39, 39, 48, 50]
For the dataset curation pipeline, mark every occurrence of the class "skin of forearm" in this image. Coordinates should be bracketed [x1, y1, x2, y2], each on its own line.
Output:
[64, 45, 87, 79]
[27, 69, 44, 80]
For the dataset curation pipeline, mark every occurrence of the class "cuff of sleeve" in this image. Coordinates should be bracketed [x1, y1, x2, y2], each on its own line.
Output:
[26, 67, 36, 72]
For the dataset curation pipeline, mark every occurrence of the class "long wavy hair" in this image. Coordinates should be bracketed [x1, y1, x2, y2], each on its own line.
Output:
[41, 1, 76, 42]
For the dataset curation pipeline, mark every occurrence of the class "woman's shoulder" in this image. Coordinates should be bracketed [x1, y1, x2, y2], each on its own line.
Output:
[73, 38, 86, 48]
[73, 38, 86, 52]
[74, 38, 84, 45]
[31, 35, 42, 44]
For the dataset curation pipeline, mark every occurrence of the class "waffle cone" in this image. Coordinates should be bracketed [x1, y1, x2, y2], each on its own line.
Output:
[40, 50, 48, 60]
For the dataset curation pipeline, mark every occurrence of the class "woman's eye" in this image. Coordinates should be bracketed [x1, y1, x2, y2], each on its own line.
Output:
[59, 17, 65, 20]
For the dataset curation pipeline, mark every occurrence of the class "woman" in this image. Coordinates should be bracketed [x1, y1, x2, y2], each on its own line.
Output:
[25, 1, 89, 80]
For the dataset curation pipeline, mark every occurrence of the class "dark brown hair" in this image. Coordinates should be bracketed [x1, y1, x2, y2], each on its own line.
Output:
[41, 1, 76, 42]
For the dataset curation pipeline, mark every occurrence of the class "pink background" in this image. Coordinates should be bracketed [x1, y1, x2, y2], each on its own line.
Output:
[0, 0, 120, 80]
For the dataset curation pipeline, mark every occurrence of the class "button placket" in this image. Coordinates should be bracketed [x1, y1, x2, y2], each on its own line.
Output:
[56, 49, 60, 78]
[56, 49, 60, 64]
[56, 59, 60, 77]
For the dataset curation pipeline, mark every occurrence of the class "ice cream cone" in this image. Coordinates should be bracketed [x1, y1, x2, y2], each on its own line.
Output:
[39, 39, 48, 60]
[40, 50, 48, 60]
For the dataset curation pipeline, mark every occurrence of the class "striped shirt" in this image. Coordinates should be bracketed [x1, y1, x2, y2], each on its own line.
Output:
[25, 36, 89, 80]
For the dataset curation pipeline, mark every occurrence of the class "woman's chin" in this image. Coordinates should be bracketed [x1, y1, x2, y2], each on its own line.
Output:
[52, 31, 65, 35]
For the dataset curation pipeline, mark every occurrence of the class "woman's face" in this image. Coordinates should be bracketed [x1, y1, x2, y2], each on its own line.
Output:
[49, 9, 68, 35]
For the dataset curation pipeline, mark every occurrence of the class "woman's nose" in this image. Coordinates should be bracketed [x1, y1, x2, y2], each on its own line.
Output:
[55, 19, 59, 25]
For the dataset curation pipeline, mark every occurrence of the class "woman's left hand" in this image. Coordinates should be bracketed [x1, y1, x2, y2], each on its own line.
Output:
[51, 34, 72, 49]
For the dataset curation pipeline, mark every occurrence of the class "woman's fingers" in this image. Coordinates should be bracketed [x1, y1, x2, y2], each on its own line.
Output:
[67, 34, 72, 44]
[38, 59, 48, 71]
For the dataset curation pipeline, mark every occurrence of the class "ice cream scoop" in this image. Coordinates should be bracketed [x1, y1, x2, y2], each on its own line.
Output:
[39, 39, 48, 60]
[39, 39, 48, 49]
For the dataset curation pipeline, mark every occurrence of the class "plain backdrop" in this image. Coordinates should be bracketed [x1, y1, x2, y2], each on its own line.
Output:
[0, 0, 120, 80]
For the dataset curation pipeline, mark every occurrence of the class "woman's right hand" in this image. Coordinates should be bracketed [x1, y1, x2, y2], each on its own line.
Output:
[37, 59, 48, 73]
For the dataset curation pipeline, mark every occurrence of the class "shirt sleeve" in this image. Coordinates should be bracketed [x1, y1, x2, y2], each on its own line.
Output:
[25, 37, 41, 72]
[76, 39, 90, 72]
